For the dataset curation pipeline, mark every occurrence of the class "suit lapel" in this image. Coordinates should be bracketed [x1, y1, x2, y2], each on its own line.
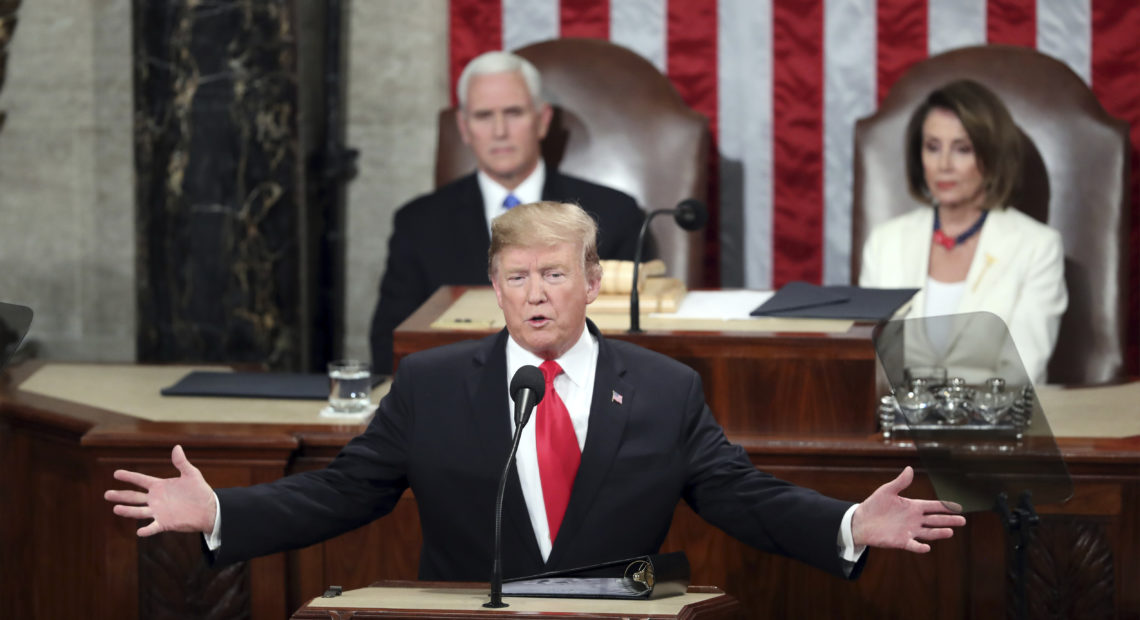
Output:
[540, 169, 561, 201]
[904, 208, 935, 315]
[959, 208, 1011, 312]
[546, 325, 632, 568]
[468, 330, 544, 569]
[467, 330, 511, 468]
[452, 174, 492, 266]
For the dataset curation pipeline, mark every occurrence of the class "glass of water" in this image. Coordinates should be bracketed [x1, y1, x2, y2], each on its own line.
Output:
[327, 359, 372, 414]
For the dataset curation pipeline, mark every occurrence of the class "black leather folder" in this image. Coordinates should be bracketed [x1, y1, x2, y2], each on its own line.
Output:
[502, 551, 690, 600]
[751, 281, 918, 321]
[160, 370, 383, 400]
[161, 371, 329, 400]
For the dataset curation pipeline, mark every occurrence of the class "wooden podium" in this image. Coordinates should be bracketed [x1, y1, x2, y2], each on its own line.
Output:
[291, 582, 742, 619]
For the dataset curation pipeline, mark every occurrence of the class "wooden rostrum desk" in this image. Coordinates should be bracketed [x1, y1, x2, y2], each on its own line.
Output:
[290, 582, 742, 619]
[1, 286, 1137, 619]
[394, 286, 883, 437]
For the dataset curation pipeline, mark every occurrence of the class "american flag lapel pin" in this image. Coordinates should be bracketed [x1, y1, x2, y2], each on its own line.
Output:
[611, 390, 623, 405]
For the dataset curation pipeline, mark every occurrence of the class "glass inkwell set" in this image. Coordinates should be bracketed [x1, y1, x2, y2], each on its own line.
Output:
[872, 312, 1041, 443]
[878, 367, 1035, 441]
[870, 312, 1071, 515]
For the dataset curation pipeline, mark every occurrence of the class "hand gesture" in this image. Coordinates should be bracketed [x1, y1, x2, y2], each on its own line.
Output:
[104, 445, 217, 537]
[851, 466, 966, 553]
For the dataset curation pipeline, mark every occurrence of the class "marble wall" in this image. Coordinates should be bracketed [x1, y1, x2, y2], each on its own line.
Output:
[134, 0, 310, 368]
[0, 0, 449, 364]
[342, 0, 449, 362]
[0, 0, 134, 361]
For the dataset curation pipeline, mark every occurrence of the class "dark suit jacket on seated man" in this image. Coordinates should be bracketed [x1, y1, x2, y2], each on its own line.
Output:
[106, 201, 965, 585]
[369, 49, 645, 375]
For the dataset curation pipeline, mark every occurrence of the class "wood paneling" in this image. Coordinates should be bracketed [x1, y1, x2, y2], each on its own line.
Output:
[395, 287, 879, 436]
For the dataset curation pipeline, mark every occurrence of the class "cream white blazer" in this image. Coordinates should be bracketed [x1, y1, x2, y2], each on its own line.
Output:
[860, 206, 1067, 385]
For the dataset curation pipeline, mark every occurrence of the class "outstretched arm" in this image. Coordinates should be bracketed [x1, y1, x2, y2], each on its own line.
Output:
[103, 445, 217, 537]
[851, 466, 966, 553]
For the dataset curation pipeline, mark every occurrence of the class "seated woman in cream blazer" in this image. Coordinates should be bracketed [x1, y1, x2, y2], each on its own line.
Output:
[860, 80, 1067, 385]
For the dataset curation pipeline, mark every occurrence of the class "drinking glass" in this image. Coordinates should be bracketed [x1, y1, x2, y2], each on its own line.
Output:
[328, 359, 372, 414]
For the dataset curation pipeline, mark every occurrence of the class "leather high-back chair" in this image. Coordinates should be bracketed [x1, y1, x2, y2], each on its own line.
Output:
[436, 38, 710, 286]
[851, 45, 1130, 385]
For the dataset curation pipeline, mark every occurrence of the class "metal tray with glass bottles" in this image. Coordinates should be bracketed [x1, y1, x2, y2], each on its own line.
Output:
[878, 372, 1035, 441]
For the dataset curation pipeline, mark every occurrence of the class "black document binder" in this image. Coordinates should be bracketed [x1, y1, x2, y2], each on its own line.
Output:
[502, 552, 690, 600]
[161, 370, 384, 400]
[751, 281, 918, 321]
[161, 371, 329, 400]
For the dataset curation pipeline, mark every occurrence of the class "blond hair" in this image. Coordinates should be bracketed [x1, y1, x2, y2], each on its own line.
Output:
[488, 201, 601, 281]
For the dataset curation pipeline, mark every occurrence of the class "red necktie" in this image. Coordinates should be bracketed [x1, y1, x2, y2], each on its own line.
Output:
[536, 360, 581, 542]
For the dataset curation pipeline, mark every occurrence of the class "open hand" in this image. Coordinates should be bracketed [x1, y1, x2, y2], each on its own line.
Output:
[104, 445, 217, 537]
[851, 466, 966, 553]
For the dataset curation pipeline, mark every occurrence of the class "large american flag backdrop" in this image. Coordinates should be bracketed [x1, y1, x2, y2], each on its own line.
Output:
[448, 0, 1140, 373]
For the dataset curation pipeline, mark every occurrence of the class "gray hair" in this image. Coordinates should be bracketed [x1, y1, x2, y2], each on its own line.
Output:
[456, 51, 544, 108]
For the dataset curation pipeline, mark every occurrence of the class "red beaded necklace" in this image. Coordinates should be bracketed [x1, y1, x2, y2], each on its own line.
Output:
[933, 207, 988, 250]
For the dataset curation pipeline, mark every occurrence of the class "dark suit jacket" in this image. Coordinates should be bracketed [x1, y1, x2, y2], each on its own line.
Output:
[368, 171, 645, 374]
[215, 323, 863, 581]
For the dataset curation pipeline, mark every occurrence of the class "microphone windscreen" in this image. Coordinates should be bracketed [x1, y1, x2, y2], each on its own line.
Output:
[509, 365, 545, 404]
[673, 199, 708, 231]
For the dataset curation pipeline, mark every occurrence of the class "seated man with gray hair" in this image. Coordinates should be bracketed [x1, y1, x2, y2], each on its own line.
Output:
[369, 50, 646, 375]
[107, 201, 965, 584]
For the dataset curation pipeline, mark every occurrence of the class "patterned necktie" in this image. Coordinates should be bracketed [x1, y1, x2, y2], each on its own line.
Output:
[503, 193, 521, 209]
[536, 360, 581, 542]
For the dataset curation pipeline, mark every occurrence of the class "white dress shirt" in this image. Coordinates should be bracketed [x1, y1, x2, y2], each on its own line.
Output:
[505, 325, 596, 562]
[476, 159, 546, 233]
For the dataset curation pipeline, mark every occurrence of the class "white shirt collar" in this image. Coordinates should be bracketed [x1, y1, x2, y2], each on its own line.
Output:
[504, 320, 595, 392]
[477, 159, 546, 233]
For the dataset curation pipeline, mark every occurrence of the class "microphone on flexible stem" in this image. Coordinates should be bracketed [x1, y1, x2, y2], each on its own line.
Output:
[485, 365, 545, 609]
[629, 199, 708, 333]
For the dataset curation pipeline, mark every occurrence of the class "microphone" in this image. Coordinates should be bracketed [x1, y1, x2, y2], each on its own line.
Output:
[510, 364, 544, 427]
[629, 199, 708, 333]
[485, 365, 545, 608]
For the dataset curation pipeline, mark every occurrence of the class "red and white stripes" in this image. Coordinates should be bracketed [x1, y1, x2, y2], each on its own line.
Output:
[448, 0, 1139, 369]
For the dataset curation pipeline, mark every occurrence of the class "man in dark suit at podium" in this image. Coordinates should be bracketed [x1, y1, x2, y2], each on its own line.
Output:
[368, 50, 645, 375]
[106, 201, 964, 582]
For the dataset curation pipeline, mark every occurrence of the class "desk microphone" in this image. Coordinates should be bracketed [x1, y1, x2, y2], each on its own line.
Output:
[629, 199, 708, 333]
[485, 365, 545, 608]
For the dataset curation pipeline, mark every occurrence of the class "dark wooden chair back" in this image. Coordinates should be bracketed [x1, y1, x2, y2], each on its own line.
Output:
[437, 38, 711, 286]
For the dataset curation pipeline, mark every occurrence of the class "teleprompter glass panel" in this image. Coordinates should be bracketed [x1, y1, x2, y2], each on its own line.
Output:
[872, 312, 1071, 513]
